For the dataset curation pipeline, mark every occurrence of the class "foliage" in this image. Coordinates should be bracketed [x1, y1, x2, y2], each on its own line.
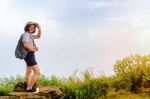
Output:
[114, 54, 150, 92]
[63, 70, 111, 99]
[0, 75, 24, 96]
[0, 54, 150, 98]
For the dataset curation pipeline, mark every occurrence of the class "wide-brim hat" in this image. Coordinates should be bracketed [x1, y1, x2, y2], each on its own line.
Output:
[26, 21, 36, 25]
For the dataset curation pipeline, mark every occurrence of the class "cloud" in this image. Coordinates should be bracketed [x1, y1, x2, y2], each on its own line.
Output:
[108, 16, 142, 27]
[0, 0, 11, 10]
[2, 0, 150, 77]
[0, 0, 23, 37]
[86, 0, 116, 8]
[0, 1, 61, 40]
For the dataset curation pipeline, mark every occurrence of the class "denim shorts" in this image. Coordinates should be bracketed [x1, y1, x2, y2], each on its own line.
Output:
[24, 52, 37, 66]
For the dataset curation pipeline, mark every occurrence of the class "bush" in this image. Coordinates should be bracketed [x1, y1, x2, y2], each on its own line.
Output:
[0, 75, 24, 96]
[63, 70, 111, 99]
[114, 54, 150, 92]
[0, 87, 12, 96]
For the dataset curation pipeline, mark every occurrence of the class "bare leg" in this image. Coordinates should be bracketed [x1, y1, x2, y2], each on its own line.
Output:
[26, 66, 32, 89]
[28, 65, 40, 89]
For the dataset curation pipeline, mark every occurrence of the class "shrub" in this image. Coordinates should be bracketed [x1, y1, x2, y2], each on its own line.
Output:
[114, 54, 150, 92]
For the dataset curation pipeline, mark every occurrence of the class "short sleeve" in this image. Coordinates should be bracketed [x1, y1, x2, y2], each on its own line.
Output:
[22, 33, 30, 43]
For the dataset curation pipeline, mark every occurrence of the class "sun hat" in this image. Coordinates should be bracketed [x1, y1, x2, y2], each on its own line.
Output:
[26, 21, 36, 25]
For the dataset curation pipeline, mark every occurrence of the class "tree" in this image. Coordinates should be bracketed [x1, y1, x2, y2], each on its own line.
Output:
[114, 54, 150, 92]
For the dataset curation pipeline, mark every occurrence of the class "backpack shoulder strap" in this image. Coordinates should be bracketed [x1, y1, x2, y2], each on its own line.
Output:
[31, 35, 36, 47]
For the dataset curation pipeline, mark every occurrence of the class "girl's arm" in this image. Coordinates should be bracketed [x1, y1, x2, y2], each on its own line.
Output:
[23, 42, 38, 52]
[33, 23, 41, 39]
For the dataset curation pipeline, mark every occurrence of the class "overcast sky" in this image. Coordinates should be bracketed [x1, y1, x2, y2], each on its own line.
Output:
[1, 0, 150, 78]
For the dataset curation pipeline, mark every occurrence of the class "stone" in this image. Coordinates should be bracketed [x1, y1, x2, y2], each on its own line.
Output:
[14, 81, 38, 92]
[0, 82, 65, 99]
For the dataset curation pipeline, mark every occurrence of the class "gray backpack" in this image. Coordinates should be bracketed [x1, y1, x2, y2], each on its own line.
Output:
[15, 35, 28, 59]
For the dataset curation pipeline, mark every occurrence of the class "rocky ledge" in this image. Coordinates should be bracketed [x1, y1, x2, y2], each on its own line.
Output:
[0, 82, 65, 99]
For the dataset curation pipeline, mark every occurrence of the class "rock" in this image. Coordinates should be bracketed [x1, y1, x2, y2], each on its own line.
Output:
[14, 81, 38, 92]
[0, 96, 17, 99]
[8, 92, 48, 99]
[0, 82, 65, 99]
[38, 86, 64, 99]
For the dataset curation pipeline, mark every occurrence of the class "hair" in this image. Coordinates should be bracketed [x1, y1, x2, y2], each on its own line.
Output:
[24, 24, 36, 33]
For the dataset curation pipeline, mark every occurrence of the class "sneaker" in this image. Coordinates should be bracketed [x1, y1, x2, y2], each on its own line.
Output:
[32, 86, 36, 91]
[26, 89, 36, 92]
[32, 86, 39, 93]
[36, 87, 39, 93]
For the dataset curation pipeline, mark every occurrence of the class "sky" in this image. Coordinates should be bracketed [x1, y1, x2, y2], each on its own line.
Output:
[1, 0, 150, 78]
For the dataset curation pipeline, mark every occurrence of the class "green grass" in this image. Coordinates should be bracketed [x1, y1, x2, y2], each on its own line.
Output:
[108, 91, 150, 99]
[0, 75, 24, 96]
[0, 87, 12, 96]
[0, 70, 149, 99]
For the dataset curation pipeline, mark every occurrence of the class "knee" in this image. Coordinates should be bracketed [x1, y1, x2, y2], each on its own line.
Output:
[26, 69, 32, 75]
[34, 69, 40, 75]
[37, 69, 40, 75]
[32, 65, 40, 75]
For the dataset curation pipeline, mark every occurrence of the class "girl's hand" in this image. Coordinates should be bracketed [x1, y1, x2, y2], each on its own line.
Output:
[35, 23, 39, 27]
[35, 23, 41, 30]
[35, 47, 39, 51]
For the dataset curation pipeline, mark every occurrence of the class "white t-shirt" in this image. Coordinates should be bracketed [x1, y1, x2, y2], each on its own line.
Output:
[22, 32, 35, 48]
